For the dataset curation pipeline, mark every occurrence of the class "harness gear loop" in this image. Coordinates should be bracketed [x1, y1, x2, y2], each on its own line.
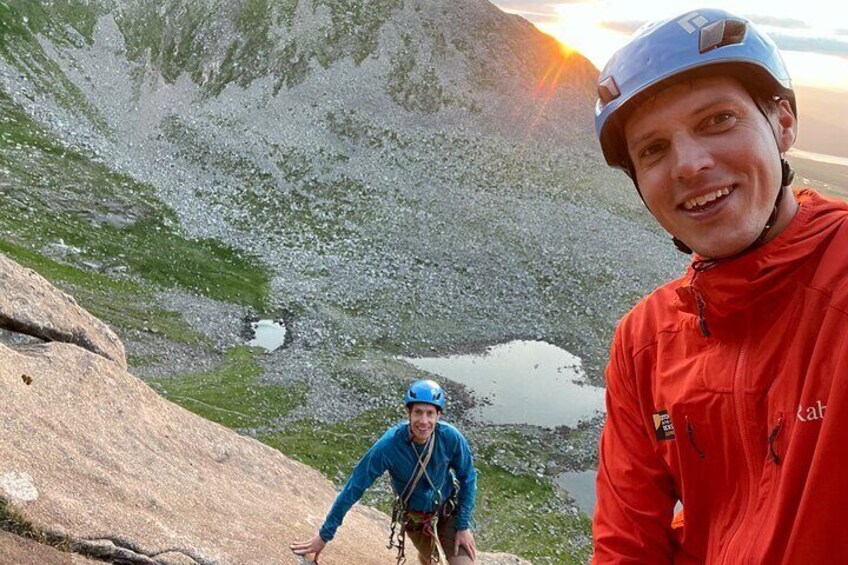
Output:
[405, 510, 449, 563]
[388, 431, 443, 564]
[404, 438, 453, 563]
[388, 496, 407, 563]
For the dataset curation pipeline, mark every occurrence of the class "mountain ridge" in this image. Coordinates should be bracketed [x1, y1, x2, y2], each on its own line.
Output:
[0, 0, 673, 379]
[0, 2, 686, 562]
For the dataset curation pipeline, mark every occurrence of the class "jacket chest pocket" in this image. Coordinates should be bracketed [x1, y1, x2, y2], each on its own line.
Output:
[664, 397, 742, 511]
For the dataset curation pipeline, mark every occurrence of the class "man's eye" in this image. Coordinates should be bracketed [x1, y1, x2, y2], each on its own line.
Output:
[707, 112, 735, 127]
[639, 142, 665, 159]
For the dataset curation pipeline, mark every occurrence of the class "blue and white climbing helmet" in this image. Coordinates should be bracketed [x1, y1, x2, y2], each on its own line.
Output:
[405, 379, 446, 411]
[595, 8, 796, 176]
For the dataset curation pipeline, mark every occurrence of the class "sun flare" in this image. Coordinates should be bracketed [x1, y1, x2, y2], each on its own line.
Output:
[536, 4, 629, 70]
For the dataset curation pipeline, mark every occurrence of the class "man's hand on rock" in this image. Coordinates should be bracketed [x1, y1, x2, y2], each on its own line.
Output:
[290, 532, 326, 563]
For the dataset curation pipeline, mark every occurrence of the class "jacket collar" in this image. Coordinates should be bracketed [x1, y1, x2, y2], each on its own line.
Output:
[675, 189, 848, 323]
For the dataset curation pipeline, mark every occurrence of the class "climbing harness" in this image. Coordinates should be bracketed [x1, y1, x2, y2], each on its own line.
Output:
[387, 431, 452, 564]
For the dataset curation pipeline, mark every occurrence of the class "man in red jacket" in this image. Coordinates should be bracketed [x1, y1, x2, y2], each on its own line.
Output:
[592, 7, 848, 564]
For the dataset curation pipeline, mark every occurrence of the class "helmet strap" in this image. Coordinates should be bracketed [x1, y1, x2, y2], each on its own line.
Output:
[752, 182, 783, 247]
[672, 236, 693, 254]
[781, 156, 795, 187]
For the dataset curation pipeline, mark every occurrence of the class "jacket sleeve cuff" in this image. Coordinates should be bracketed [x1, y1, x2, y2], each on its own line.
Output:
[318, 526, 334, 543]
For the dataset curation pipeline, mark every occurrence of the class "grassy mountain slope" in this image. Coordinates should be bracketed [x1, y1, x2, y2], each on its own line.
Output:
[0, 1, 686, 562]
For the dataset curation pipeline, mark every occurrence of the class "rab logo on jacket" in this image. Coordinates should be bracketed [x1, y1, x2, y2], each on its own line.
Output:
[653, 410, 675, 440]
[797, 400, 826, 422]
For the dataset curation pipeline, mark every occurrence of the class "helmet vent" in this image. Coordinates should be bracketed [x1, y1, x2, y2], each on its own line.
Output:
[699, 19, 747, 53]
[598, 77, 620, 104]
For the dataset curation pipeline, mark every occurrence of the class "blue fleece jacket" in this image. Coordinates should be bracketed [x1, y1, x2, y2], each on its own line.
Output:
[318, 421, 476, 542]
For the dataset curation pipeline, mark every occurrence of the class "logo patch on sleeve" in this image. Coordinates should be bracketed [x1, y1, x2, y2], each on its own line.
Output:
[652, 410, 675, 440]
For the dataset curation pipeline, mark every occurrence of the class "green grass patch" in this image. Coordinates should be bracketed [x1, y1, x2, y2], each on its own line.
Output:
[260, 406, 405, 483]
[69, 283, 199, 344]
[0, 236, 140, 296]
[0, 91, 271, 312]
[101, 218, 270, 309]
[0, 2, 110, 133]
[151, 346, 309, 429]
[0, 189, 270, 312]
[0, 1, 102, 46]
[0, 237, 200, 343]
[311, 0, 403, 67]
[127, 352, 164, 368]
[475, 462, 593, 564]
[114, 0, 402, 94]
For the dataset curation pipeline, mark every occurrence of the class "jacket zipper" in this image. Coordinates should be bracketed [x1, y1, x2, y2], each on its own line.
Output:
[694, 290, 711, 337]
[750, 413, 785, 560]
[685, 415, 705, 459]
[719, 336, 756, 564]
[688, 270, 711, 337]
[767, 414, 784, 465]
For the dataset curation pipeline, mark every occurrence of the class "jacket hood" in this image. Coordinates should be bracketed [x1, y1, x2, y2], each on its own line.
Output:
[675, 189, 848, 322]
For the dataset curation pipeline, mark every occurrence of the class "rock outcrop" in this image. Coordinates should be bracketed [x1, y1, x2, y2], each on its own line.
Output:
[0, 251, 530, 564]
[0, 339, 395, 564]
[0, 530, 101, 564]
[0, 254, 126, 369]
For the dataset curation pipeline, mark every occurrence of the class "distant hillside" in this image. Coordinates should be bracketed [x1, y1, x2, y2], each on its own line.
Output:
[0, 2, 688, 562]
[795, 84, 848, 158]
[0, 0, 681, 380]
[0, 252, 529, 565]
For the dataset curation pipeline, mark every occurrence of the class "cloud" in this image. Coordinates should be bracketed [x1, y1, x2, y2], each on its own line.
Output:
[592, 16, 846, 60]
[598, 19, 645, 34]
[495, 2, 571, 25]
[495, 1, 558, 23]
[596, 15, 809, 36]
[746, 16, 808, 30]
[769, 33, 848, 58]
[494, 2, 848, 61]
[495, 0, 586, 5]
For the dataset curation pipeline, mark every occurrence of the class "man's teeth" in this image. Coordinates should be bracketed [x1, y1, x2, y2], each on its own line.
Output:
[684, 187, 731, 210]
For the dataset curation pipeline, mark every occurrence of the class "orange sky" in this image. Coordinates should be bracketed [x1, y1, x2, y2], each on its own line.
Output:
[493, 1, 848, 92]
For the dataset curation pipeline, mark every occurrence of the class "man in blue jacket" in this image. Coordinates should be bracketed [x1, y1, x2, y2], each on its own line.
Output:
[291, 379, 478, 564]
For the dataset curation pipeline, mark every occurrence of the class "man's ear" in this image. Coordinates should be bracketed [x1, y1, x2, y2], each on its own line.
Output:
[776, 99, 797, 153]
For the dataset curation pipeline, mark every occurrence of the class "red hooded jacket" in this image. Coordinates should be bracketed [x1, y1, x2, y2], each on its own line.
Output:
[593, 189, 848, 564]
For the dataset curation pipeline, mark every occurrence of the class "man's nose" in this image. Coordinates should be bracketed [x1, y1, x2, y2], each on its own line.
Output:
[671, 134, 714, 180]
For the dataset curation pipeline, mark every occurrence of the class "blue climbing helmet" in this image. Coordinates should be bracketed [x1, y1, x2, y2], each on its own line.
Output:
[405, 379, 446, 411]
[595, 8, 796, 176]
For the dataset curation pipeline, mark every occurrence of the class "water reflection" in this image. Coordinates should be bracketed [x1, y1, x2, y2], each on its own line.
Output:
[554, 470, 683, 519]
[402, 340, 605, 428]
[247, 319, 287, 352]
[555, 469, 597, 517]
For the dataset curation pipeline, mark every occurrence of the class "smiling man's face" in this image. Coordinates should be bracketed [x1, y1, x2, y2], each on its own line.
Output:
[625, 75, 797, 258]
[408, 403, 440, 444]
